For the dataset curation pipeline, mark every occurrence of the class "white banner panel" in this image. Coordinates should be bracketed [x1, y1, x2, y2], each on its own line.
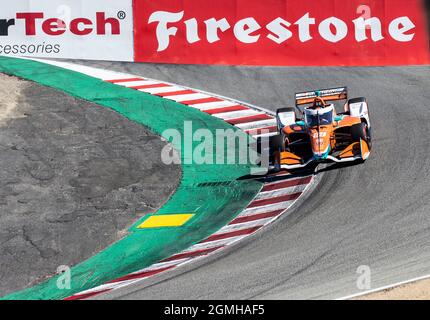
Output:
[0, 0, 133, 61]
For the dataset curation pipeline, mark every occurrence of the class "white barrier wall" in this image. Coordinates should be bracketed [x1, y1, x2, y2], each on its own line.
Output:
[0, 0, 133, 61]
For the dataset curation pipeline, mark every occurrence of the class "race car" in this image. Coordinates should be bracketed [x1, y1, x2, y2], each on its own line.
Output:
[267, 87, 372, 171]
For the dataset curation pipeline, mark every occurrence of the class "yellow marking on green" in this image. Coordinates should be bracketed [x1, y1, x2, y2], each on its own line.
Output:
[137, 214, 195, 229]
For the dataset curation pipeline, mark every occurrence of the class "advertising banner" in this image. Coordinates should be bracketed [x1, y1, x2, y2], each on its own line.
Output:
[133, 0, 430, 66]
[0, 0, 133, 61]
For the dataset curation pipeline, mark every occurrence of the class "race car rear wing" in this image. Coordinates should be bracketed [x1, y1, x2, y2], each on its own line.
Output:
[295, 87, 348, 106]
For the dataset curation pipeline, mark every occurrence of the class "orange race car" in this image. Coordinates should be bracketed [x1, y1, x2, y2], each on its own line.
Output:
[268, 87, 372, 171]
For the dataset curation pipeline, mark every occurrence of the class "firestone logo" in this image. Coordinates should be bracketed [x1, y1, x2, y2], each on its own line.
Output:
[0, 12, 125, 36]
[148, 11, 417, 52]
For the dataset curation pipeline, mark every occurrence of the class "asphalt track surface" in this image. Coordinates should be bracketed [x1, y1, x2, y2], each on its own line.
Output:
[59, 62, 430, 299]
[0, 73, 181, 296]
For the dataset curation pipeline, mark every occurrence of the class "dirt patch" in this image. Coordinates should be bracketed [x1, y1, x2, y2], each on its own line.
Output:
[0, 74, 27, 125]
[0, 73, 181, 297]
[355, 278, 430, 300]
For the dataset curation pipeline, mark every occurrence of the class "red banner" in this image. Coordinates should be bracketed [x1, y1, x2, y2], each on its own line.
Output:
[133, 0, 430, 66]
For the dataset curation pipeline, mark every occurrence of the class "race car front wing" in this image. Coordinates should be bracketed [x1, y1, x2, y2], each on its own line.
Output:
[270, 138, 370, 171]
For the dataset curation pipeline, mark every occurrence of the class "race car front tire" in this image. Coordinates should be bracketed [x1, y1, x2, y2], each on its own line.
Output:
[351, 122, 372, 150]
[270, 134, 286, 152]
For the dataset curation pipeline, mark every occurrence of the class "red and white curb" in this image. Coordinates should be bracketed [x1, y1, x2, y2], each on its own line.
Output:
[27, 59, 315, 300]
[29, 58, 279, 140]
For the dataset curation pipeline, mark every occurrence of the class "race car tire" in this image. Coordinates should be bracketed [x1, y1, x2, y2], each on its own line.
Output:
[351, 122, 371, 150]
[366, 126, 373, 150]
[270, 134, 286, 152]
